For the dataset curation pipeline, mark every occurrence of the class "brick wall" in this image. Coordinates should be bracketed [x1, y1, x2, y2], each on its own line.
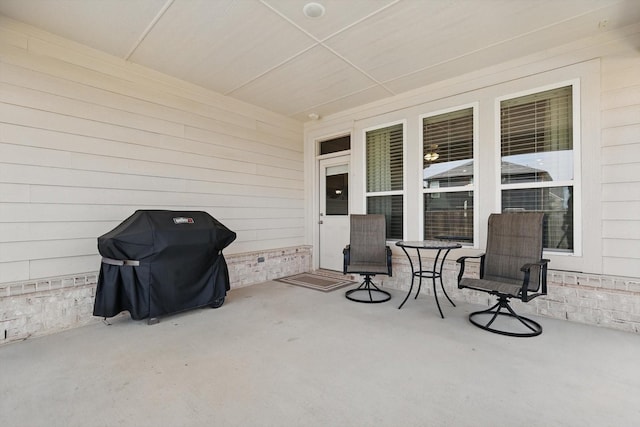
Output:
[0, 275, 98, 344]
[3, 247, 639, 345]
[383, 255, 640, 334]
[227, 246, 312, 287]
[0, 246, 312, 345]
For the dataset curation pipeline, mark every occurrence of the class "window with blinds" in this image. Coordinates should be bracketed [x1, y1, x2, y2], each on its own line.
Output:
[500, 85, 574, 251]
[365, 123, 404, 240]
[422, 108, 474, 243]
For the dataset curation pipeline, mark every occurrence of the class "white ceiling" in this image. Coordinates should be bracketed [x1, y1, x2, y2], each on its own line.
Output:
[1, 0, 639, 122]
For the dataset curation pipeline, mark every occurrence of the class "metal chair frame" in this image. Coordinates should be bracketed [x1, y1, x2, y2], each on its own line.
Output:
[343, 214, 392, 304]
[457, 213, 549, 337]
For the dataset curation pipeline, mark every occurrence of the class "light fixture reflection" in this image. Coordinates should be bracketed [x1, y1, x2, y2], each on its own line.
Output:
[424, 144, 439, 162]
[424, 152, 439, 161]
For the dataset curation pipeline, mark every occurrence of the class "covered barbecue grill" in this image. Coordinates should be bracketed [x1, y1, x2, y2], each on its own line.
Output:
[93, 210, 236, 322]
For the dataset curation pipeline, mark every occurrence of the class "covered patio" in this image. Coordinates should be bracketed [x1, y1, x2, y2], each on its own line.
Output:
[1, 3, 640, 425]
[2, 281, 639, 426]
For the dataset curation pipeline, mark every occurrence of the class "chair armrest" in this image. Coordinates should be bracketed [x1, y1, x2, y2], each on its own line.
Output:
[386, 246, 392, 277]
[343, 245, 350, 274]
[456, 254, 483, 264]
[520, 259, 549, 273]
[520, 259, 550, 300]
[456, 254, 485, 286]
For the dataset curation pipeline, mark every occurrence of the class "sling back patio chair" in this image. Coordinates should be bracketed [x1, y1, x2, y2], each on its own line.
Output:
[343, 214, 393, 303]
[457, 212, 549, 337]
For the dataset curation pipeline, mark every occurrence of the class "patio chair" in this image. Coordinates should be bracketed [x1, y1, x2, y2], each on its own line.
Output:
[343, 214, 392, 303]
[457, 212, 549, 337]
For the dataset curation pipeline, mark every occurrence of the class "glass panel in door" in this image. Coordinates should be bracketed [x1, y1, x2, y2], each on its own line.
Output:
[325, 164, 348, 215]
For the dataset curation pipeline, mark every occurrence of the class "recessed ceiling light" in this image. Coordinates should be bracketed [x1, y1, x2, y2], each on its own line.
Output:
[303, 2, 325, 18]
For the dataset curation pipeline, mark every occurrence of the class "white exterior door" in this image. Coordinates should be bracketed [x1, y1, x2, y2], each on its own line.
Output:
[319, 156, 350, 271]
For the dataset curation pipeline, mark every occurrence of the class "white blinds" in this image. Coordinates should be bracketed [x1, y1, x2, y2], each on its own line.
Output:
[423, 108, 473, 163]
[423, 108, 473, 188]
[423, 108, 474, 242]
[501, 86, 572, 156]
[366, 124, 403, 193]
[500, 85, 574, 251]
[366, 123, 404, 240]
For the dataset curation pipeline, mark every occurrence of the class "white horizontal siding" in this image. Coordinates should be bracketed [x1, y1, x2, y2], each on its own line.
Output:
[602, 183, 640, 201]
[601, 123, 640, 147]
[602, 164, 639, 183]
[0, 141, 302, 191]
[601, 201, 640, 221]
[603, 220, 640, 240]
[0, 26, 27, 49]
[29, 255, 101, 280]
[602, 239, 640, 261]
[0, 239, 97, 263]
[602, 257, 640, 278]
[0, 203, 303, 223]
[0, 81, 186, 137]
[0, 107, 301, 178]
[600, 53, 640, 277]
[601, 104, 640, 130]
[0, 19, 304, 283]
[0, 221, 119, 243]
[0, 261, 29, 283]
[0, 218, 305, 244]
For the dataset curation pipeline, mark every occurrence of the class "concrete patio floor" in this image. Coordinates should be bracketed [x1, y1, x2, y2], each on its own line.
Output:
[1, 280, 639, 427]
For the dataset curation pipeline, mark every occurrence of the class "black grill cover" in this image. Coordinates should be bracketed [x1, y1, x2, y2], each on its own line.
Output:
[93, 210, 236, 320]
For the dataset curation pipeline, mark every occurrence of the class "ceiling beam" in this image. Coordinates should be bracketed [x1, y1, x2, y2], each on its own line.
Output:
[125, 0, 175, 60]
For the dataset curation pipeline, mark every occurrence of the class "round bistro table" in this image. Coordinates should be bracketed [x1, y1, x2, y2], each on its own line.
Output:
[395, 240, 462, 318]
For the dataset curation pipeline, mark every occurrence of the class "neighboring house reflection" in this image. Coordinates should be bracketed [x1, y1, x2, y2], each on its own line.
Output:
[424, 160, 570, 249]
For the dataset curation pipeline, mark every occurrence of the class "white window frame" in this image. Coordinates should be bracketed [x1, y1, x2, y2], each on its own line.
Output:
[362, 119, 407, 241]
[419, 103, 479, 243]
[418, 101, 480, 242]
[495, 79, 582, 256]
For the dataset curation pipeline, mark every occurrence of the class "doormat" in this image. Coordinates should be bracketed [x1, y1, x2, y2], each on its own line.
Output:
[276, 271, 357, 292]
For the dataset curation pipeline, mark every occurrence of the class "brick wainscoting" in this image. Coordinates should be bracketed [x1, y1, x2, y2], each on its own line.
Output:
[0, 246, 312, 345]
[3, 248, 638, 344]
[382, 255, 640, 334]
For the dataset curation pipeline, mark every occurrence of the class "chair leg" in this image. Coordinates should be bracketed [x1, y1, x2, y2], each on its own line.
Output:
[468, 295, 542, 337]
[345, 275, 391, 304]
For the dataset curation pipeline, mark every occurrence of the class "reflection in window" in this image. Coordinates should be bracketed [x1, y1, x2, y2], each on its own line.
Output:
[367, 195, 403, 240]
[502, 187, 573, 250]
[423, 107, 474, 242]
[366, 123, 404, 239]
[500, 85, 574, 252]
[424, 192, 474, 242]
[325, 166, 348, 216]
